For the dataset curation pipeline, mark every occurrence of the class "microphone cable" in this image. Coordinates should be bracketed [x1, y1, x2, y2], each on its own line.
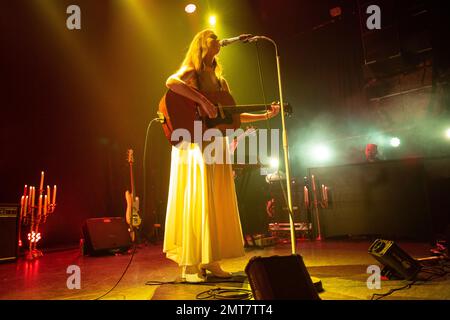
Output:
[196, 287, 253, 300]
[143, 116, 164, 243]
[254, 41, 271, 131]
[93, 243, 137, 300]
[93, 115, 162, 300]
[93, 114, 163, 301]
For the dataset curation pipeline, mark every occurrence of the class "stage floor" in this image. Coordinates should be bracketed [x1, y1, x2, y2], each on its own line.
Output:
[1, 240, 449, 300]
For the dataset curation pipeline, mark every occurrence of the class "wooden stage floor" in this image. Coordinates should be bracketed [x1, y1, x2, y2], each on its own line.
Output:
[1, 240, 449, 300]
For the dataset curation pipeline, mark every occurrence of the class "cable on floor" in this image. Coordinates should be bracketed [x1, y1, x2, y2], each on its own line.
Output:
[371, 260, 450, 300]
[196, 287, 253, 300]
[93, 244, 137, 300]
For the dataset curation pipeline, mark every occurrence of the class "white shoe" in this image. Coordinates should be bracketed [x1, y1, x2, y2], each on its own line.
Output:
[200, 262, 232, 278]
[182, 265, 206, 283]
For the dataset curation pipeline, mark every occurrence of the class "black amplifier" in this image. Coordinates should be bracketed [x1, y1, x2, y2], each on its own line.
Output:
[0, 203, 19, 262]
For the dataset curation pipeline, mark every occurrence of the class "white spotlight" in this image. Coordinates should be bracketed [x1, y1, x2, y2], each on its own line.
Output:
[311, 145, 332, 162]
[390, 137, 401, 147]
[270, 158, 279, 169]
[445, 128, 450, 139]
[185, 4, 196, 14]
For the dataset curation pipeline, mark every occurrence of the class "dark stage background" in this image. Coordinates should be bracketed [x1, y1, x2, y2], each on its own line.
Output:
[1, 0, 449, 247]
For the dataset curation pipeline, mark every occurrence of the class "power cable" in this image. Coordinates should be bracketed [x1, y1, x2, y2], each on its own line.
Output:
[93, 115, 162, 300]
[93, 244, 137, 300]
[142, 117, 163, 242]
[196, 288, 253, 300]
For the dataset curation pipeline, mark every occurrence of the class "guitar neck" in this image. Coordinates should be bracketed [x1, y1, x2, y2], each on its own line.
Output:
[221, 104, 271, 114]
[129, 163, 135, 198]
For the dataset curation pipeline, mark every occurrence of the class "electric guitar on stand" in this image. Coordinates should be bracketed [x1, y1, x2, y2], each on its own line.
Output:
[125, 149, 142, 242]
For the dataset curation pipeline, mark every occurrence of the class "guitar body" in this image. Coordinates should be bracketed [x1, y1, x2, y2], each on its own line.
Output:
[125, 149, 142, 242]
[125, 190, 132, 226]
[158, 89, 241, 147]
[125, 191, 141, 227]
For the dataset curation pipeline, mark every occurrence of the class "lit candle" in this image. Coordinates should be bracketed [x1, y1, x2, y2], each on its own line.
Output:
[24, 196, 28, 217]
[23, 185, 28, 197]
[38, 195, 42, 216]
[324, 186, 328, 202]
[31, 186, 35, 208]
[311, 175, 316, 191]
[40, 171, 44, 192]
[20, 196, 25, 219]
[47, 185, 51, 201]
[304, 186, 309, 206]
[43, 195, 48, 216]
[52, 185, 57, 204]
[321, 184, 325, 200]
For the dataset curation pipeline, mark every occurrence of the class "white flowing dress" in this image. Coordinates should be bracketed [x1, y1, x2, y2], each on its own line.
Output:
[163, 70, 245, 266]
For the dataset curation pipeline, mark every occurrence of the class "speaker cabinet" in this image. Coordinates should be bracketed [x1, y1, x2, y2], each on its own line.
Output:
[0, 203, 19, 263]
[308, 159, 432, 240]
[424, 157, 450, 237]
[82, 217, 131, 256]
[369, 239, 422, 280]
[245, 254, 320, 300]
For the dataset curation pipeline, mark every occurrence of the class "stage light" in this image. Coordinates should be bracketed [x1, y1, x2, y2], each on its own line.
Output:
[270, 157, 279, 169]
[329, 6, 342, 17]
[311, 145, 332, 162]
[445, 128, 450, 139]
[390, 137, 401, 147]
[185, 4, 196, 14]
[208, 15, 217, 26]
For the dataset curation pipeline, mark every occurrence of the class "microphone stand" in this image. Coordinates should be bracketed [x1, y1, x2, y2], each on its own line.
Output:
[250, 36, 297, 255]
[248, 37, 323, 294]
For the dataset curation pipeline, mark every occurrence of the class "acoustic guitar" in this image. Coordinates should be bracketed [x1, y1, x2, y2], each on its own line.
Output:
[158, 89, 291, 147]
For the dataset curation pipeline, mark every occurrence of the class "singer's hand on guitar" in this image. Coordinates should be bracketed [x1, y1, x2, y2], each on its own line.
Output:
[267, 103, 281, 119]
[200, 99, 218, 119]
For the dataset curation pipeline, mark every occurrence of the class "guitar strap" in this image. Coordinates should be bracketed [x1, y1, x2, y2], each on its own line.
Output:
[194, 71, 201, 91]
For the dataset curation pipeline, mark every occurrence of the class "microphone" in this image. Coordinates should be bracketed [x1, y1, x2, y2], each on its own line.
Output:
[219, 34, 253, 47]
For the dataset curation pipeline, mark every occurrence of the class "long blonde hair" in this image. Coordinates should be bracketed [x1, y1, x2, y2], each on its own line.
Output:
[180, 29, 223, 81]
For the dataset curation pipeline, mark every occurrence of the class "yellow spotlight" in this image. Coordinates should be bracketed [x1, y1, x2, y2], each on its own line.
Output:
[208, 15, 217, 26]
[185, 4, 196, 14]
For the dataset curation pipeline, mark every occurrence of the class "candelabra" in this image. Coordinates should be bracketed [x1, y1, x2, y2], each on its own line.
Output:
[303, 175, 329, 240]
[19, 171, 57, 260]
